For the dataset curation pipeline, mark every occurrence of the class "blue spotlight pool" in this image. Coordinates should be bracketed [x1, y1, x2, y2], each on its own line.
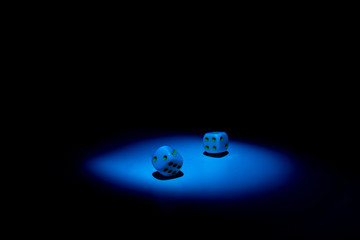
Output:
[86, 134, 297, 201]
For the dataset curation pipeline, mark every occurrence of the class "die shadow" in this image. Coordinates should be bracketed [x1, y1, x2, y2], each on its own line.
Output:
[152, 171, 184, 180]
[203, 151, 229, 158]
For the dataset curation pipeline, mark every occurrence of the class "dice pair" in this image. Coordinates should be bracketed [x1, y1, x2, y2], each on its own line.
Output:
[152, 131, 229, 177]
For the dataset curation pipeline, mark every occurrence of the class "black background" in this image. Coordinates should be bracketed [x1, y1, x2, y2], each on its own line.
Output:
[39, 7, 358, 238]
[44, 67, 358, 238]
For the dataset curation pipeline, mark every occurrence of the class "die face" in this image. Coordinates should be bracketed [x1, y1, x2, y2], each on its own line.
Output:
[203, 131, 229, 153]
[152, 146, 183, 177]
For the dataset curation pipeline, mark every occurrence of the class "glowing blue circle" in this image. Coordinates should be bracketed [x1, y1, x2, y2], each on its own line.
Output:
[86, 134, 296, 201]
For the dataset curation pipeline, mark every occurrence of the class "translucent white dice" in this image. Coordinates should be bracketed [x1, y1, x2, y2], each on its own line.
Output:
[152, 146, 183, 177]
[203, 131, 229, 154]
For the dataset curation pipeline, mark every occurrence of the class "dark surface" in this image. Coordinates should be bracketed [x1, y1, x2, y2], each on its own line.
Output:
[39, 10, 358, 237]
[43, 84, 358, 238]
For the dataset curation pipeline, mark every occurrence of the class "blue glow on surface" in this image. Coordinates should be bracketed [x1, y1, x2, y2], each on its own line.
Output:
[86, 134, 297, 201]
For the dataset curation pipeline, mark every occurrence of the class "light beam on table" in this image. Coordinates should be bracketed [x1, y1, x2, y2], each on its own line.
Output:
[85, 134, 298, 202]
